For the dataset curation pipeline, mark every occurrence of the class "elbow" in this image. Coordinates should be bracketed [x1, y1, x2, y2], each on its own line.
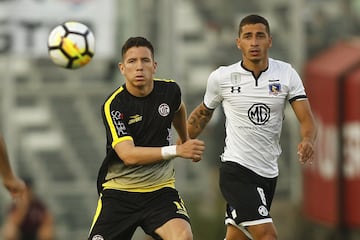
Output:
[114, 141, 140, 166]
[116, 150, 139, 166]
[121, 155, 138, 166]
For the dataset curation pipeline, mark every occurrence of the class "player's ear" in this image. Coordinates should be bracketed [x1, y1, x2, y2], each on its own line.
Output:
[268, 35, 273, 48]
[236, 38, 241, 49]
[153, 61, 158, 73]
[118, 62, 125, 74]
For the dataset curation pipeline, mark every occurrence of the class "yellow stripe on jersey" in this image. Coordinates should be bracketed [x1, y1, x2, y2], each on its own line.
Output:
[103, 178, 175, 192]
[103, 86, 134, 148]
[88, 193, 103, 235]
[111, 136, 132, 149]
[154, 78, 175, 82]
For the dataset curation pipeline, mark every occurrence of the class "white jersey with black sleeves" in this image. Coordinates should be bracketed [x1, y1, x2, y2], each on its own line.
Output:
[203, 58, 307, 178]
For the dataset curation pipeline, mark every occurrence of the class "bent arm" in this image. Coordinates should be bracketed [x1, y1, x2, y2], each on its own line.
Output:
[114, 138, 205, 166]
[114, 140, 165, 165]
[187, 103, 214, 139]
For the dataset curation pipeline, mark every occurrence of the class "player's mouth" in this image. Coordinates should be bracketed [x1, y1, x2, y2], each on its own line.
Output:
[135, 75, 145, 80]
[249, 49, 260, 56]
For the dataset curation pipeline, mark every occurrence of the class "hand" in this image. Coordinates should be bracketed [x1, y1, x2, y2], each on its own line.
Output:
[177, 139, 205, 162]
[3, 176, 26, 199]
[297, 138, 314, 165]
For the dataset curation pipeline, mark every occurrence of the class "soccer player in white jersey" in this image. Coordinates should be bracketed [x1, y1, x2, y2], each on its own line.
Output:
[187, 14, 317, 240]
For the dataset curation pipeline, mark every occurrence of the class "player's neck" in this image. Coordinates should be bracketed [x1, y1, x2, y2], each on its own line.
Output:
[242, 58, 268, 78]
[126, 81, 154, 97]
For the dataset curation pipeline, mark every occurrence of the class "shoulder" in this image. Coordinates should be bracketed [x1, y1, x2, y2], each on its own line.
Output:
[269, 58, 294, 71]
[215, 61, 241, 73]
[154, 78, 177, 85]
[154, 78, 180, 90]
[105, 85, 126, 100]
[102, 85, 126, 110]
[208, 62, 242, 82]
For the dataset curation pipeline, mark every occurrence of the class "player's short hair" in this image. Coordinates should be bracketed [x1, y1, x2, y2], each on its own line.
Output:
[121, 36, 155, 60]
[238, 14, 271, 36]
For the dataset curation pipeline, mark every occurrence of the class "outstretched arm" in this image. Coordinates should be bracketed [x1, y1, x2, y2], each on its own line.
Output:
[187, 103, 214, 139]
[0, 136, 25, 198]
[291, 99, 317, 164]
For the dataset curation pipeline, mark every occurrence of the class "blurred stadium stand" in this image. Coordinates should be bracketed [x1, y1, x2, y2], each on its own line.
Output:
[1, 0, 360, 239]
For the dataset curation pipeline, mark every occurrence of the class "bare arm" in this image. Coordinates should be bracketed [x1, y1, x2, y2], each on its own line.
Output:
[0, 136, 25, 198]
[38, 209, 54, 240]
[172, 101, 189, 143]
[114, 138, 205, 165]
[187, 103, 215, 139]
[291, 99, 318, 164]
[114, 102, 205, 166]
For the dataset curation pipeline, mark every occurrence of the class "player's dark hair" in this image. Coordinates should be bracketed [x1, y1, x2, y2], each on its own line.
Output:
[238, 14, 270, 36]
[121, 36, 154, 59]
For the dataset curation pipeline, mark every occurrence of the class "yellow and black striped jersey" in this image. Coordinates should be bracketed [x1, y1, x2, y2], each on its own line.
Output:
[97, 79, 182, 193]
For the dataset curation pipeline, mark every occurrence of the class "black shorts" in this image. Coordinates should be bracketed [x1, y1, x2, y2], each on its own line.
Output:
[219, 161, 277, 227]
[88, 187, 190, 240]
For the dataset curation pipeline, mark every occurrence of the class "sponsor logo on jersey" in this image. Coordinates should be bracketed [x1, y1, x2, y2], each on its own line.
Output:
[248, 103, 270, 125]
[173, 200, 190, 218]
[128, 114, 143, 125]
[111, 110, 124, 120]
[230, 72, 242, 93]
[111, 110, 127, 135]
[231, 86, 241, 93]
[158, 103, 170, 117]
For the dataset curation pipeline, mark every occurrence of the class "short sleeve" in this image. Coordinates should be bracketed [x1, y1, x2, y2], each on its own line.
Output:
[203, 69, 223, 109]
[288, 67, 307, 103]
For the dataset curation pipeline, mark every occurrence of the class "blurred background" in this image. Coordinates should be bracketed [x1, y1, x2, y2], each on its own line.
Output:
[1, 0, 360, 239]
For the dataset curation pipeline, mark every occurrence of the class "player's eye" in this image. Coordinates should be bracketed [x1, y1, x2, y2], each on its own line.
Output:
[242, 34, 252, 39]
[257, 33, 266, 39]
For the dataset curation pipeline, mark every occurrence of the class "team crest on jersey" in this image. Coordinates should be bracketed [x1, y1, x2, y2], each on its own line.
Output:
[158, 103, 170, 117]
[230, 72, 241, 86]
[269, 83, 281, 95]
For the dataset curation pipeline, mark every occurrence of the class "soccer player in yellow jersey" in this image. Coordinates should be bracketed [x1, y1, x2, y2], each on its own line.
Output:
[88, 37, 205, 240]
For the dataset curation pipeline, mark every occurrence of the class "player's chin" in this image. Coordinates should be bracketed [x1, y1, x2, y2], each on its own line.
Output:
[132, 79, 147, 86]
[249, 56, 262, 63]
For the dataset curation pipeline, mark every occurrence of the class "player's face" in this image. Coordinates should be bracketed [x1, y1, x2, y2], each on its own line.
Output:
[119, 46, 157, 89]
[236, 23, 272, 64]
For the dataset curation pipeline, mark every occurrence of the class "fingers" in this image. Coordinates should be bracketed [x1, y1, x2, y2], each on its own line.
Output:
[191, 141, 205, 162]
[179, 139, 205, 161]
[298, 141, 314, 165]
